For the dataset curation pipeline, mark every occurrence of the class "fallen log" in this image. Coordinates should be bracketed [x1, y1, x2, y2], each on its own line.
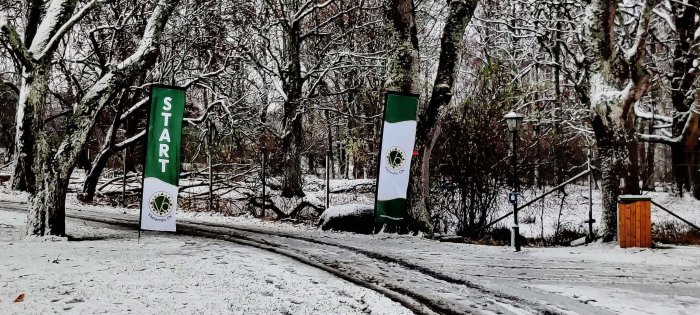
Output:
[317, 204, 374, 234]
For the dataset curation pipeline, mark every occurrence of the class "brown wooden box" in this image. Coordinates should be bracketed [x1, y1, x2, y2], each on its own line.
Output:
[617, 195, 652, 248]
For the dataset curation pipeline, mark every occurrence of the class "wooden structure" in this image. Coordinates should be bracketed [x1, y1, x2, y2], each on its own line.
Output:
[617, 195, 652, 248]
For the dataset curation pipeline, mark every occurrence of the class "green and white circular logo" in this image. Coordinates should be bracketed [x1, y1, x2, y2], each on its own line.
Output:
[149, 191, 174, 217]
[385, 146, 406, 171]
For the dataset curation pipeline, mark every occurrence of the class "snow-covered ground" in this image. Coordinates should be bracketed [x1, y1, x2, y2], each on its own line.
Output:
[3, 182, 700, 314]
[513, 184, 700, 239]
[0, 210, 411, 315]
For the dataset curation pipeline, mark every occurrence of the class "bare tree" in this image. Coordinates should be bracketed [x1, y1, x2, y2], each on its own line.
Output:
[1, 0, 179, 236]
[582, 0, 656, 240]
[1, 0, 100, 192]
[407, 0, 478, 235]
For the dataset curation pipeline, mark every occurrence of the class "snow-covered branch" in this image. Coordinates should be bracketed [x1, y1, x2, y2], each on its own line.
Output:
[38, 0, 101, 60]
[634, 102, 673, 123]
[293, 0, 335, 24]
[114, 129, 146, 150]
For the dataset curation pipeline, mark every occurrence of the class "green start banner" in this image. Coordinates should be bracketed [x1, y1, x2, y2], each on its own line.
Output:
[139, 85, 186, 232]
[374, 92, 419, 223]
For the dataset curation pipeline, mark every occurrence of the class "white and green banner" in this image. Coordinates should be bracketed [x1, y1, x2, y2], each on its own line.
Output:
[139, 85, 186, 232]
[375, 92, 419, 223]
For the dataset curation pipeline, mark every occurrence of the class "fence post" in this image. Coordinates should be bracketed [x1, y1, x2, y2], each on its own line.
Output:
[261, 146, 267, 218]
[207, 117, 214, 213]
[122, 120, 128, 207]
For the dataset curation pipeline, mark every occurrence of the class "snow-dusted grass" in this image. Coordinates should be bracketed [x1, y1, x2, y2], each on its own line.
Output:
[512, 184, 700, 239]
[0, 210, 411, 315]
[533, 284, 700, 315]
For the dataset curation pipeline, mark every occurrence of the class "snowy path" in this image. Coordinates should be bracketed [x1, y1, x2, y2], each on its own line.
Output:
[0, 210, 411, 315]
[2, 199, 700, 314]
[2, 202, 550, 314]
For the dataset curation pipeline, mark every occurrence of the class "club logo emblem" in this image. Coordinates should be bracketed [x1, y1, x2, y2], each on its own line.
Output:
[149, 191, 174, 217]
[385, 146, 406, 171]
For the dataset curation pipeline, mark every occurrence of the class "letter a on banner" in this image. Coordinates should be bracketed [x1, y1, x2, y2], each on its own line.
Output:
[139, 85, 186, 232]
[374, 92, 419, 223]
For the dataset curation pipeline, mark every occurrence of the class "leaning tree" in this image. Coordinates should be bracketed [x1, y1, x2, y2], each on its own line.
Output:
[1, 0, 179, 236]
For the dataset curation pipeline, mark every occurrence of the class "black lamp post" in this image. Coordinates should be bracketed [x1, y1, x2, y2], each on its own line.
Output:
[504, 111, 525, 252]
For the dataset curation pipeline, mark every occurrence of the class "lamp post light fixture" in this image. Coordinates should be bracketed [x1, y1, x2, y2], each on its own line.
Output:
[504, 111, 525, 252]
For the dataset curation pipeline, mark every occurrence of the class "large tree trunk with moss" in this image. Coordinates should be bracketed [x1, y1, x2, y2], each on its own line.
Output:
[593, 115, 641, 240]
[382, 0, 423, 232]
[10, 62, 50, 192]
[23, 0, 177, 236]
[27, 149, 69, 236]
[583, 0, 652, 241]
[2, 0, 81, 192]
[6, 0, 45, 191]
[382, 0, 421, 93]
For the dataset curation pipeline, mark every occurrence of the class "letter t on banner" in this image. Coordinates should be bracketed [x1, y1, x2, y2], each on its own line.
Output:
[374, 92, 419, 224]
[139, 85, 186, 232]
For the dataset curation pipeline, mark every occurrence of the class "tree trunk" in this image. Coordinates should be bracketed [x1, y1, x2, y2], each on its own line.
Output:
[23, 0, 178, 236]
[694, 144, 700, 199]
[11, 0, 45, 191]
[669, 0, 700, 198]
[383, 0, 420, 93]
[26, 157, 68, 236]
[281, 22, 304, 198]
[382, 0, 421, 231]
[405, 0, 477, 236]
[81, 145, 113, 201]
[593, 118, 641, 241]
[670, 112, 700, 197]
[686, 114, 700, 198]
[12, 60, 51, 193]
[23, 0, 45, 45]
[3, 0, 83, 192]
[584, 0, 652, 241]
[643, 120, 656, 190]
[671, 143, 690, 195]
[81, 114, 121, 202]
[638, 119, 646, 186]
[11, 61, 50, 192]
